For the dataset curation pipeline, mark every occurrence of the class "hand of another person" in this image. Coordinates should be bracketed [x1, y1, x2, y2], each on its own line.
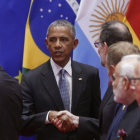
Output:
[52, 110, 79, 132]
[58, 114, 75, 132]
[57, 110, 79, 128]
[52, 113, 75, 132]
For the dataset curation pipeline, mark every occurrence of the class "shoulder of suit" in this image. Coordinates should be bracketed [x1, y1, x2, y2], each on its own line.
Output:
[23, 61, 48, 76]
[72, 60, 98, 70]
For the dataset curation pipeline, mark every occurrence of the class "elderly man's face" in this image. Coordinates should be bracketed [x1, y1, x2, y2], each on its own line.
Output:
[113, 62, 136, 105]
[134, 63, 140, 106]
[112, 64, 124, 103]
[112, 63, 130, 104]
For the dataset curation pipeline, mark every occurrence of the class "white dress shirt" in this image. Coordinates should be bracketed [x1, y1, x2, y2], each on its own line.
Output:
[45, 58, 72, 124]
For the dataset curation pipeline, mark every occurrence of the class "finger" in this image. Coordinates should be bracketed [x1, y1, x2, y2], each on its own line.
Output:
[51, 118, 58, 125]
[67, 118, 75, 131]
[53, 118, 59, 123]
[51, 119, 54, 124]
[62, 125, 67, 133]
[56, 120, 62, 127]
[62, 120, 69, 131]
[58, 123, 62, 131]
[62, 118, 72, 131]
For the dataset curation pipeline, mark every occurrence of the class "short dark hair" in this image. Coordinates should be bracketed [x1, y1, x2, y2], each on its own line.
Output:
[100, 20, 133, 47]
[47, 20, 75, 39]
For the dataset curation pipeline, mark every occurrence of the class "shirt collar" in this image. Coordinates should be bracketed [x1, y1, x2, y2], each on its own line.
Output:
[50, 58, 72, 77]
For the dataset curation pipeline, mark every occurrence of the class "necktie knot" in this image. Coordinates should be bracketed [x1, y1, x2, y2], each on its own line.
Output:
[61, 69, 65, 75]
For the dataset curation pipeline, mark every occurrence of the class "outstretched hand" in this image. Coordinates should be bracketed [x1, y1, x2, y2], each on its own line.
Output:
[51, 110, 79, 132]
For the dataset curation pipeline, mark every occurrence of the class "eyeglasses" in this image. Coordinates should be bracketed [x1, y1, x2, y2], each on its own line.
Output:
[94, 42, 103, 48]
[110, 75, 127, 82]
[128, 77, 140, 80]
[128, 77, 140, 86]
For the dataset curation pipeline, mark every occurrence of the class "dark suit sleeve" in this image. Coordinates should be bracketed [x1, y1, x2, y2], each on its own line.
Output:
[91, 68, 101, 118]
[77, 68, 101, 139]
[0, 72, 22, 140]
[20, 74, 48, 136]
[78, 117, 100, 139]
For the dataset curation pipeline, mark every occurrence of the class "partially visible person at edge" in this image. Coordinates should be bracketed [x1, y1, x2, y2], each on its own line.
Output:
[0, 66, 22, 140]
[52, 20, 133, 140]
[134, 56, 140, 107]
[19, 19, 101, 140]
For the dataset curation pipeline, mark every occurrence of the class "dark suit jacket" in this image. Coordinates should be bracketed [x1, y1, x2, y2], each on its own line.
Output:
[20, 60, 101, 140]
[112, 100, 140, 140]
[0, 66, 22, 140]
[99, 83, 117, 140]
[77, 83, 116, 140]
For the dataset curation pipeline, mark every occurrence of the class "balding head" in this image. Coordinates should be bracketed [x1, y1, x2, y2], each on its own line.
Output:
[100, 20, 133, 47]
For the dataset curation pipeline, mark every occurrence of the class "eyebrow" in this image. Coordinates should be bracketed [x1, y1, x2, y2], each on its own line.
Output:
[49, 36, 69, 40]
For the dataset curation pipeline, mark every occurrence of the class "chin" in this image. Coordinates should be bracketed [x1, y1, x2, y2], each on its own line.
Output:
[114, 96, 122, 104]
[101, 61, 105, 67]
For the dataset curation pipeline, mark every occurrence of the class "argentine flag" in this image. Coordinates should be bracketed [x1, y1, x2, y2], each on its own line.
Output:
[73, 0, 129, 98]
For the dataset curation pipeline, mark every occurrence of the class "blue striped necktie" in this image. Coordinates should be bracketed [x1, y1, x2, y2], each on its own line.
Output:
[59, 69, 70, 111]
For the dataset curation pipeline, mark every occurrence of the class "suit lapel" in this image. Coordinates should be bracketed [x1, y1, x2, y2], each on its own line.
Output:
[40, 60, 64, 110]
[99, 83, 113, 116]
[71, 61, 84, 113]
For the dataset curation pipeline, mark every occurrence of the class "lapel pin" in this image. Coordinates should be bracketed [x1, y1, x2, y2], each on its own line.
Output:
[122, 105, 126, 111]
[79, 78, 82, 80]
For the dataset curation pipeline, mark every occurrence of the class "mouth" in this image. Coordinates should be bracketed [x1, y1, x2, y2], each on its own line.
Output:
[54, 51, 63, 56]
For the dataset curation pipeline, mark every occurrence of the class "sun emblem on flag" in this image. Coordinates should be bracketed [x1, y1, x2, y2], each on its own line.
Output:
[89, 0, 129, 41]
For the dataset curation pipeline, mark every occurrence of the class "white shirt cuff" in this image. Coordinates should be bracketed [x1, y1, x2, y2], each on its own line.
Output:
[45, 111, 51, 124]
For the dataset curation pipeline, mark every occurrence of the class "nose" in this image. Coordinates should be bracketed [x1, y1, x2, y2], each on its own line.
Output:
[55, 39, 61, 47]
[98, 48, 100, 55]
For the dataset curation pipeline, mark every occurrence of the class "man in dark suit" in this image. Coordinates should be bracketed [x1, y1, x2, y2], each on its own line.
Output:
[53, 20, 133, 140]
[0, 66, 22, 140]
[19, 20, 101, 140]
[106, 53, 140, 140]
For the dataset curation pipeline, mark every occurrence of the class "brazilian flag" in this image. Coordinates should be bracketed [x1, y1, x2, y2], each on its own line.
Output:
[22, 0, 81, 74]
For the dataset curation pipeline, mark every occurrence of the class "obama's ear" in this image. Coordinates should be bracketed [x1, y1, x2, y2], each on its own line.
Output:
[73, 39, 79, 50]
[45, 38, 49, 49]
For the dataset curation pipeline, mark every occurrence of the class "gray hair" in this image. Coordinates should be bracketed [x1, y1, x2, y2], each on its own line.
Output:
[119, 55, 140, 78]
[46, 20, 75, 39]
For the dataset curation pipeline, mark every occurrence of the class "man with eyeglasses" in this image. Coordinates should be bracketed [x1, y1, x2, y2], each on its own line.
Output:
[106, 54, 140, 140]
